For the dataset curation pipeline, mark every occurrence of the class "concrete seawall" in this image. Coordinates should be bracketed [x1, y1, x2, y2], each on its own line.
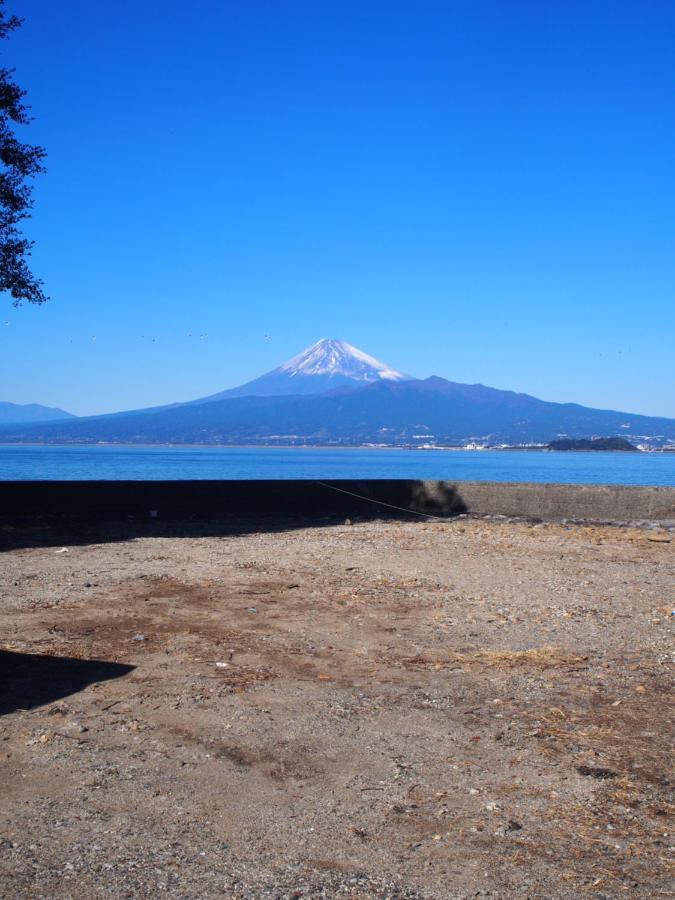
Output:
[1, 480, 673, 525]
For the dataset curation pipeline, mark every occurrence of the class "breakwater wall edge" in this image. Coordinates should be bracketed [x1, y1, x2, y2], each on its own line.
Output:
[1, 480, 674, 525]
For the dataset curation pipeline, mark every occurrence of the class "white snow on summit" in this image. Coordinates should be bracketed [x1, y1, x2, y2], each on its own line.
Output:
[195, 337, 411, 401]
[277, 338, 407, 382]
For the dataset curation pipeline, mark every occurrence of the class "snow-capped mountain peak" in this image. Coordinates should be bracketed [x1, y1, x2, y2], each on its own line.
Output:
[196, 338, 411, 401]
[276, 338, 407, 382]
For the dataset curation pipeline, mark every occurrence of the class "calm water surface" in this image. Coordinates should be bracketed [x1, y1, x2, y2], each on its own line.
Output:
[1, 445, 674, 485]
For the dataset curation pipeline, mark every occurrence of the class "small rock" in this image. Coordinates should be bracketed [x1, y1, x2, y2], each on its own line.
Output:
[131, 633, 146, 642]
[576, 765, 617, 779]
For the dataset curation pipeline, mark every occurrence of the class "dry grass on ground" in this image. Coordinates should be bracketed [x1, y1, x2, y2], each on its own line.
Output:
[0, 515, 673, 898]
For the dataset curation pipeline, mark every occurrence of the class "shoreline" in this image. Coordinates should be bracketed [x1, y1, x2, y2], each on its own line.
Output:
[1, 441, 673, 453]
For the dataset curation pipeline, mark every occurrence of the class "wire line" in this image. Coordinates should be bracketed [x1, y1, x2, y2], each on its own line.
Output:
[313, 480, 454, 522]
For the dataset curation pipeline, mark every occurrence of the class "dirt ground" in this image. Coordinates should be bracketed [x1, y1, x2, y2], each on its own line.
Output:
[0, 514, 673, 899]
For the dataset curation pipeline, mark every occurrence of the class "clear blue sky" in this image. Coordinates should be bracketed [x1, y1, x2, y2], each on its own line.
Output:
[1, 0, 673, 417]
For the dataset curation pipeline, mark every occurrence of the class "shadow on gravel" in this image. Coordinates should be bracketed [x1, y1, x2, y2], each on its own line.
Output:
[0, 480, 468, 551]
[0, 650, 135, 716]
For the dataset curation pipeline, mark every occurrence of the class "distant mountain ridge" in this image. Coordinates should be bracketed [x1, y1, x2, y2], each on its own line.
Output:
[1, 368, 673, 447]
[0, 401, 75, 425]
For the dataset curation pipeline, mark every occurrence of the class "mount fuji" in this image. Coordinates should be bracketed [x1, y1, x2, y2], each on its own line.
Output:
[1, 338, 674, 446]
[196, 338, 410, 400]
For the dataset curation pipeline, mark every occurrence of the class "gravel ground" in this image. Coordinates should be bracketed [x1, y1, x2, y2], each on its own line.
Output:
[0, 514, 673, 899]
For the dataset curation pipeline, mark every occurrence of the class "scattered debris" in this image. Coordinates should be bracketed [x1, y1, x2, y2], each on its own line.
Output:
[576, 765, 618, 779]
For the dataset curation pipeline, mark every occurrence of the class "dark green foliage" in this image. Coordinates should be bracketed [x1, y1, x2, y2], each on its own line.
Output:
[0, 0, 46, 305]
[548, 437, 638, 452]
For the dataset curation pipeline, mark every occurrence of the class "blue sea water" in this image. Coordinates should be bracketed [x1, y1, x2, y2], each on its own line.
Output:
[0, 444, 674, 485]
